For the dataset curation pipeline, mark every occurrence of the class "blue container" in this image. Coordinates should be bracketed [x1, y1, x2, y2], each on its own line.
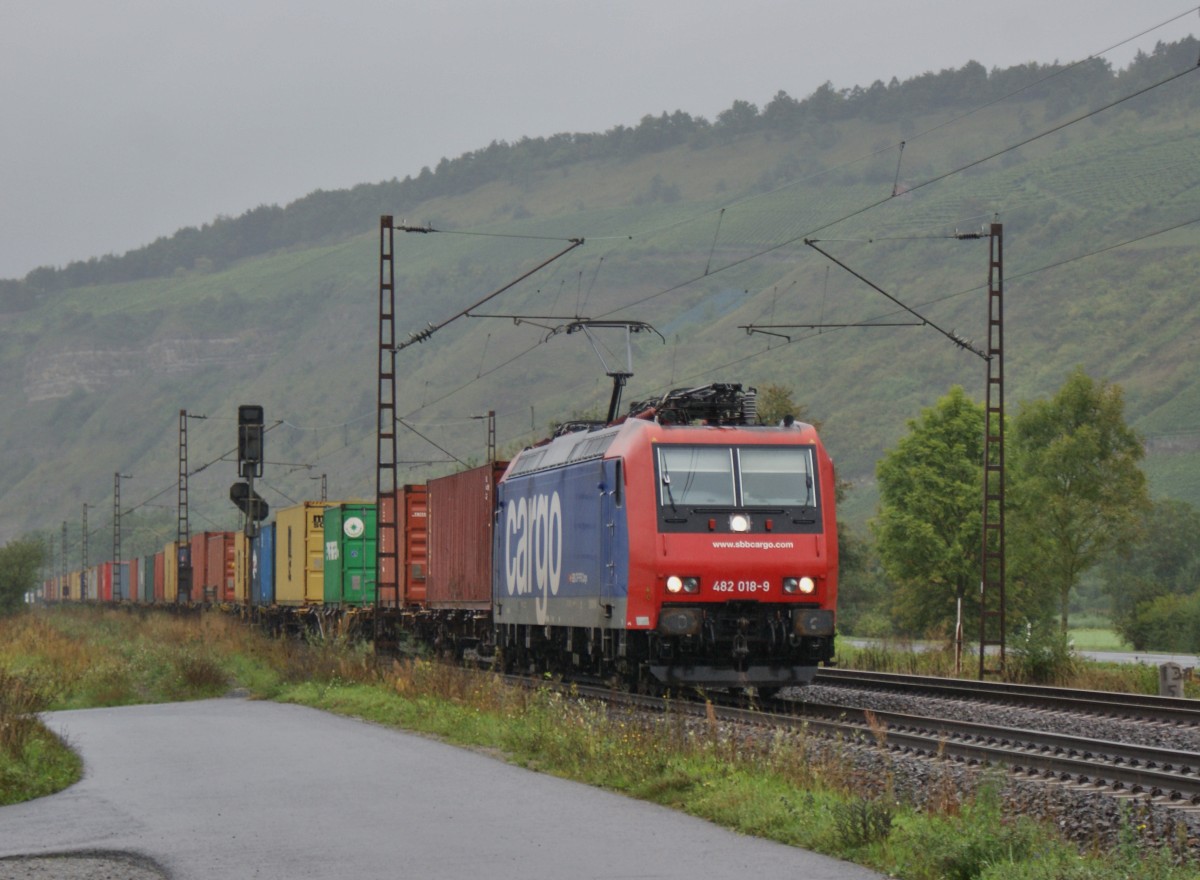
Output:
[251, 523, 276, 605]
[113, 562, 131, 601]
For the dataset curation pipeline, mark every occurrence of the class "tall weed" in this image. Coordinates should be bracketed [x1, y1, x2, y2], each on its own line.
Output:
[0, 667, 50, 756]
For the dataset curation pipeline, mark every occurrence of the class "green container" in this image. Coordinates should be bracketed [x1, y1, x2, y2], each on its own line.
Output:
[323, 504, 377, 606]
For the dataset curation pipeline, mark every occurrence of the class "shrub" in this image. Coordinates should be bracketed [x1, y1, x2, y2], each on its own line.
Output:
[1006, 621, 1078, 685]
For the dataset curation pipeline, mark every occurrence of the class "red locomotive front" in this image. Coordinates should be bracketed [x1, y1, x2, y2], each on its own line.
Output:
[614, 409, 838, 690]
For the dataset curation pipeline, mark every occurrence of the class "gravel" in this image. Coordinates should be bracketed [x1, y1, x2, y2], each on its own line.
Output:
[0, 852, 167, 880]
[786, 683, 1200, 857]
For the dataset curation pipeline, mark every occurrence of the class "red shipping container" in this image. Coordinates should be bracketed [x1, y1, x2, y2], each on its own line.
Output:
[378, 485, 429, 608]
[98, 562, 113, 602]
[188, 531, 236, 602]
[188, 534, 208, 602]
[426, 462, 506, 610]
[377, 490, 399, 609]
[206, 532, 237, 603]
[127, 558, 139, 603]
[402, 485, 428, 606]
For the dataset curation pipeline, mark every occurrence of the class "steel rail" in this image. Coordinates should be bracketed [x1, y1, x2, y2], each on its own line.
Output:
[558, 679, 1200, 805]
[814, 668, 1200, 726]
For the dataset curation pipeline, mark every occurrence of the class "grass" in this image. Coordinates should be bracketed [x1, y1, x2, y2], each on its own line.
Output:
[836, 630, 1198, 696]
[0, 606, 291, 804]
[2, 606, 1199, 879]
[1068, 627, 1132, 652]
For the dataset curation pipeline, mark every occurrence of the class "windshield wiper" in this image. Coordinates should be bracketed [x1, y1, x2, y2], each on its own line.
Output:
[661, 468, 678, 514]
[792, 475, 817, 524]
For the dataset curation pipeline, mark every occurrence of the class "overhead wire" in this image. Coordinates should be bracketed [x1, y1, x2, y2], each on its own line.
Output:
[358, 18, 1200, 465]
[382, 17, 1200, 447]
[687, 211, 1200, 389]
[594, 57, 1200, 320]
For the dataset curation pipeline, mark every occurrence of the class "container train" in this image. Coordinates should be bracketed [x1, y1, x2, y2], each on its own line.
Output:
[41, 383, 838, 692]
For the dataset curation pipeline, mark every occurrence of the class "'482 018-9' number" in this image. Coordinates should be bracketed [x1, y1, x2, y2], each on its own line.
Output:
[711, 579, 770, 594]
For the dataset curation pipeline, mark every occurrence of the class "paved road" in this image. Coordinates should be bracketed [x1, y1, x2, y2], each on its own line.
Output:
[0, 698, 883, 880]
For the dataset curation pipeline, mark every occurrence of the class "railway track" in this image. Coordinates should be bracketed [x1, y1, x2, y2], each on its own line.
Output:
[550, 675, 1200, 807]
[813, 668, 1200, 726]
[780, 699, 1200, 804]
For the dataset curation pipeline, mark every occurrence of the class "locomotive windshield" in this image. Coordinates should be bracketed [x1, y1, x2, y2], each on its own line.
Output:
[656, 444, 821, 533]
[657, 445, 816, 508]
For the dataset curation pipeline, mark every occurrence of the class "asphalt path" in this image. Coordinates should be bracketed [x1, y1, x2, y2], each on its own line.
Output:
[0, 697, 884, 880]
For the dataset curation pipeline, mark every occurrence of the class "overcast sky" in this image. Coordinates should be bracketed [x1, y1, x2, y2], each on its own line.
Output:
[3, 1, 1197, 280]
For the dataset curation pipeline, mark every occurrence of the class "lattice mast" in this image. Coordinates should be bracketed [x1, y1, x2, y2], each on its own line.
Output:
[979, 223, 1006, 677]
[177, 409, 192, 602]
[81, 503, 89, 601]
[375, 217, 400, 629]
[113, 473, 122, 600]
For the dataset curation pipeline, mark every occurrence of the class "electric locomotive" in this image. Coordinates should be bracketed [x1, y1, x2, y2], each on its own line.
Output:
[494, 383, 837, 691]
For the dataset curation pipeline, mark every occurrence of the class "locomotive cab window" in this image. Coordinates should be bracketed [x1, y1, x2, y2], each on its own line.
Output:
[658, 447, 735, 506]
[738, 447, 816, 507]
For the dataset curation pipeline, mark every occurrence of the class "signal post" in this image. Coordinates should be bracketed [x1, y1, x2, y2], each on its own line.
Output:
[231, 405, 269, 605]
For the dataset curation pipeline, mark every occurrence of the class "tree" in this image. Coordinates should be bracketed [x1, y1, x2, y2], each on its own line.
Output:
[872, 387, 985, 637]
[1009, 368, 1149, 634]
[0, 537, 46, 614]
[714, 99, 759, 136]
[1117, 592, 1200, 653]
[1098, 499, 1200, 649]
[754, 383, 811, 427]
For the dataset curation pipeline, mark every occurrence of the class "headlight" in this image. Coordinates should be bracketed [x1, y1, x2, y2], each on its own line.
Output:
[666, 575, 700, 594]
[783, 576, 817, 595]
[729, 513, 751, 533]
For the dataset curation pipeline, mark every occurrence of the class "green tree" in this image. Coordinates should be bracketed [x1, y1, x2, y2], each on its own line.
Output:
[1099, 499, 1200, 649]
[714, 99, 759, 135]
[754, 382, 811, 426]
[834, 527, 892, 637]
[0, 536, 46, 614]
[872, 387, 984, 637]
[1009, 368, 1149, 634]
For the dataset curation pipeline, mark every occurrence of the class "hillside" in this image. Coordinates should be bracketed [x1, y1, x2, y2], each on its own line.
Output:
[4, 41, 1200, 555]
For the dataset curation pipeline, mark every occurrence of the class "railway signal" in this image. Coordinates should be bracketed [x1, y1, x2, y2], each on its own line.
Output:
[238, 404, 264, 479]
[234, 404, 266, 540]
[230, 480, 269, 522]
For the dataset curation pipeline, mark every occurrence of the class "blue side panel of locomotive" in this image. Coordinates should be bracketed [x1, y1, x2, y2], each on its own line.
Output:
[493, 455, 629, 628]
